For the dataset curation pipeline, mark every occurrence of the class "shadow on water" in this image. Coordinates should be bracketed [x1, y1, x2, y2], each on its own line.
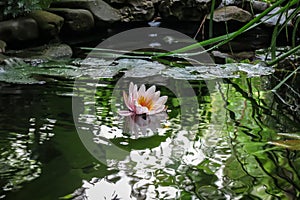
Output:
[0, 59, 299, 199]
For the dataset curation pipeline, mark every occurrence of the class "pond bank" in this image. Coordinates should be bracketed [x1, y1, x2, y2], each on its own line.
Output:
[0, 0, 299, 63]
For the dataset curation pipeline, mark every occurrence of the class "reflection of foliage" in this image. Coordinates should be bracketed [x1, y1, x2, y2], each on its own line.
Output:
[72, 73, 300, 199]
[0, 132, 41, 193]
[150, 76, 300, 199]
[221, 77, 300, 199]
[94, 78, 117, 127]
[0, 85, 58, 197]
[110, 133, 170, 151]
[270, 63, 300, 126]
[154, 163, 220, 199]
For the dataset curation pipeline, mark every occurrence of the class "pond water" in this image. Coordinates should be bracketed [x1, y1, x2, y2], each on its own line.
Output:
[0, 53, 299, 199]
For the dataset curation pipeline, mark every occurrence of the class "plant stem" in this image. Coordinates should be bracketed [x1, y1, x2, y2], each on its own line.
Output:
[267, 45, 300, 66]
[271, 66, 300, 92]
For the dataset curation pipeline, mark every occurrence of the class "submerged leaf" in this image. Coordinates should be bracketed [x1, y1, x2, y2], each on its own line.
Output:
[269, 140, 300, 150]
[277, 133, 300, 139]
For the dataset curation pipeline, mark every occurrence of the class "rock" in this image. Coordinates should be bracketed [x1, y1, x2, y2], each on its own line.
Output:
[0, 53, 7, 63]
[42, 43, 73, 59]
[103, 0, 126, 3]
[47, 8, 94, 33]
[220, 0, 269, 14]
[51, 0, 121, 24]
[29, 10, 64, 39]
[158, 0, 222, 21]
[6, 44, 73, 60]
[0, 40, 6, 53]
[0, 41, 8, 63]
[208, 6, 252, 23]
[0, 17, 39, 44]
[0, 2, 5, 21]
[258, 7, 295, 27]
[119, 0, 155, 22]
[246, 1, 269, 14]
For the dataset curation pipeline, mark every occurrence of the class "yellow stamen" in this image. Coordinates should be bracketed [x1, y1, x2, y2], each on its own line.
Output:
[138, 96, 153, 110]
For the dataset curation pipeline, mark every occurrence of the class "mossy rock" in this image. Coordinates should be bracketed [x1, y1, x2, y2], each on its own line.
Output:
[29, 10, 64, 38]
[0, 17, 39, 44]
[47, 8, 94, 33]
[207, 6, 252, 23]
[51, 0, 121, 24]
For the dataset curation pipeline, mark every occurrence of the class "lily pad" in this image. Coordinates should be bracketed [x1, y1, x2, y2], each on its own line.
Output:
[0, 59, 80, 84]
[163, 62, 274, 80]
[0, 58, 275, 84]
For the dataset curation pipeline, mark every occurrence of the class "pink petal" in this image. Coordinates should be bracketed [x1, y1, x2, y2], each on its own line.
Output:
[138, 84, 146, 96]
[156, 96, 168, 105]
[128, 82, 138, 109]
[129, 82, 134, 97]
[136, 107, 149, 115]
[123, 91, 132, 111]
[118, 110, 134, 116]
[145, 85, 156, 99]
[134, 100, 149, 115]
[132, 83, 138, 100]
[149, 105, 165, 115]
[152, 91, 161, 102]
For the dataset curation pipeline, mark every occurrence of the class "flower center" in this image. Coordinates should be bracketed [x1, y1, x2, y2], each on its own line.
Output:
[137, 96, 153, 110]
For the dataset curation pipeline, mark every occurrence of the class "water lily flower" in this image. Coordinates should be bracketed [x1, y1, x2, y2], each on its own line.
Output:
[118, 82, 168, 116]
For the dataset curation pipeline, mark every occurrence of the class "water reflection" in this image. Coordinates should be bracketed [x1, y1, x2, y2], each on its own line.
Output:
[0, 64, 300, 199]
[70, 81, 214, 199]
[79, 176, 132, 200]
[0, 82, 75, 199]
[70, 76, 300, 199]
[0, 129, 41, 192]
[122, 113, 168, 138]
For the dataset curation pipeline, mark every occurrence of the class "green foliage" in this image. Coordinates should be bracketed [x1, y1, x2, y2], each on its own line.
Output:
[2, 0, 57, 18]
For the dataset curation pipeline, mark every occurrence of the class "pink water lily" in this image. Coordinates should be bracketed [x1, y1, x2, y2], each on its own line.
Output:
[118, 82, 168, 116]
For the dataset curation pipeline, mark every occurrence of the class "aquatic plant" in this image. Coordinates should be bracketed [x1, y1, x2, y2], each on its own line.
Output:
[118, 82, 168, 116]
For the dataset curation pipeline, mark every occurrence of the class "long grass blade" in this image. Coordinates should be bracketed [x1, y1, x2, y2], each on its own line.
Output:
[292, 15, 300, 48]
[209, 0, 216, 39]
[271, 6, 300, 60]
[267, 44, 300, 66]
[271, 66, 300, 92]
[80, 47, 162, 56]
[270, 10, 283, 60]
[153, 0, 297, 58]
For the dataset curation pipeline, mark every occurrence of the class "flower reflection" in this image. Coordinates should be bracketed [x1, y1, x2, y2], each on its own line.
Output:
[67, 177, 131, 200]
[123, 112, 168, 138]
[118, 82, 168, 116]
